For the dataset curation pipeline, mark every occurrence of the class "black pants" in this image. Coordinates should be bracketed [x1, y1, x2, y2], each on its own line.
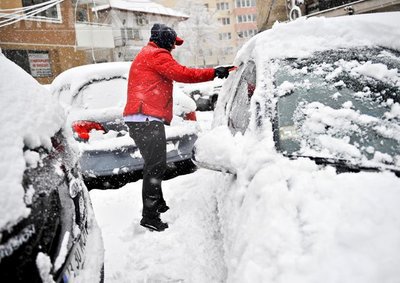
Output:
[126, 121, 166, 218]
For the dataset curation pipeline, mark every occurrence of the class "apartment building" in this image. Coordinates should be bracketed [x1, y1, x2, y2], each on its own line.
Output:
[92, 0, 188, 62]
[0, 0, 114, 84]
[159, 0, 257, 66]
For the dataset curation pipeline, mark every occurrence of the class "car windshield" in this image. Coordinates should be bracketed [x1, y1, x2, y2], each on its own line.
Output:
[274, 47, 400, 170]
[72, 77, 127, 109]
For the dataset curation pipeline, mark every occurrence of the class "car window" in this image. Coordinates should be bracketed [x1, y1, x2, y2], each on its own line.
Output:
[273, 47, 400, 169]
[228, 61, 256, 134]
[72, 78, 127, 109]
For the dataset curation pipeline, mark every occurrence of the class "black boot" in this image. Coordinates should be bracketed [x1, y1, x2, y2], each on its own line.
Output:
[157, 200, 170, 213]
[140, 216, 168, 232]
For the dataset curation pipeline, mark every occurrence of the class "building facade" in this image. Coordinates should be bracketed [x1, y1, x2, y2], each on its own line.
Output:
[159, 0, 257, 67]
[92, 0, 188, 62]
[0, 0, 114, 84]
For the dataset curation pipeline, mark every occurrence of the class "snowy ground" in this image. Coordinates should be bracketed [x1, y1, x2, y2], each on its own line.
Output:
[89, 111, 223, 282]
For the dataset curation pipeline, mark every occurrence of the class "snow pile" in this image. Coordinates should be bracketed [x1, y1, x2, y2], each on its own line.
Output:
[90, 169, 226, 282]
[352, 61, 399, 82]
[89, 106, 400, 282]
[202, 12, 400, 282]
[0, 55, 64, 231]
[217, 160, 400, 283]
[195, 123, 400, 282]
[172, 85, 197, 117]
[178, 78, 224, 97]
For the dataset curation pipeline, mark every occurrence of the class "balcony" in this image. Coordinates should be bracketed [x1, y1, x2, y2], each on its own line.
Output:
[75, 22, 115, 49]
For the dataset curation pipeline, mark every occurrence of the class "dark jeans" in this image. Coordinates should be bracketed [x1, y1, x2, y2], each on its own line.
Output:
[126, 121, 166, 218]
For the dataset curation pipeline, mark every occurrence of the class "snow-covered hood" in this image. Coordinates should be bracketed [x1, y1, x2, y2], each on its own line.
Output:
[0, 55, 65, 230]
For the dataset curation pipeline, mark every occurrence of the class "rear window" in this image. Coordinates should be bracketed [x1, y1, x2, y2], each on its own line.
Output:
[72, 78, 127, 109]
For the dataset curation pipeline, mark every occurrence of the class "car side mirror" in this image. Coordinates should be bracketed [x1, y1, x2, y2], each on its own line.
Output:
[191, 126, 238, 175]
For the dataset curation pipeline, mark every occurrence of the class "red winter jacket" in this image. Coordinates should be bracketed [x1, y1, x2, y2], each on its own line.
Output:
[124, 42, 216, 124]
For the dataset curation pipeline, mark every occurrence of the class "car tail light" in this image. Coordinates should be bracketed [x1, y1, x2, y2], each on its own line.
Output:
[72, 121, 105, 140]
[184, 111, 197, 121]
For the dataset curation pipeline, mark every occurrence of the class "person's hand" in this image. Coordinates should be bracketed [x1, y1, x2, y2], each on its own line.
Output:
[214, 66, 235, 79]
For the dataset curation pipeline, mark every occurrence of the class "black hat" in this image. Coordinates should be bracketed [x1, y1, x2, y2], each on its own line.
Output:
[150, 23, 184, 51]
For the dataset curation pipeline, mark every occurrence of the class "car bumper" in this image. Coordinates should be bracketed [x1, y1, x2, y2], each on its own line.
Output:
[79, 134, 197, 177]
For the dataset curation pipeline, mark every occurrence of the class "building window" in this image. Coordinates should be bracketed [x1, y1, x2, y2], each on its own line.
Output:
[76, 6, 88, 22]
[236, 0, 256, 8]
[21, 0, 61, 22]
[238, 29, 258, 39]
[217, 2, 230, 10]
[219, 32, 232, 40]
[126, 28, 134, 40]
[121, 28, 141, 44]
[133, 29, 141, 40]
[219, 17, 231, 25]
[136, 14, 148, 26]
[237, 14, 257, 23]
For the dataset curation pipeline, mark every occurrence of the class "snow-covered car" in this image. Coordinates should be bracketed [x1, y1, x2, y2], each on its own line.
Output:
[193, 13, 400, 282]
[179, 79, 224, 111]
[50, 63, 199, 189]
[0, 55, 104, 282]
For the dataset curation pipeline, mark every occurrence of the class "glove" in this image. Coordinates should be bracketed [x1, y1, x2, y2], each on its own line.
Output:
[214, 66, 235, 79]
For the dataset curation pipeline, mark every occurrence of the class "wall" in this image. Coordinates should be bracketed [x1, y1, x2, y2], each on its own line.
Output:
[0, 0, 110, 84]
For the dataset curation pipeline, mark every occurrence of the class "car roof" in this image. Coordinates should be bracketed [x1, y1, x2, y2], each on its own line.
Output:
[50, 62, 131, 96]
[234, 12, 400, 66]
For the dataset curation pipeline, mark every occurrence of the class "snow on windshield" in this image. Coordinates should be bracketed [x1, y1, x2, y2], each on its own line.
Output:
[273, 47, 400, 169]
[0, 55, 64, 231]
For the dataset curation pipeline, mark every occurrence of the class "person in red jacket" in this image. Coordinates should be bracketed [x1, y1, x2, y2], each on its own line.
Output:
[124, 23, 233, 232]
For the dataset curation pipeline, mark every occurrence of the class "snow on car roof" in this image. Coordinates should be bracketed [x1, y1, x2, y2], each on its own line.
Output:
[0, 55, 65, 231]
[50, 62, 131, 97]
[235, 12, 400, 65]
